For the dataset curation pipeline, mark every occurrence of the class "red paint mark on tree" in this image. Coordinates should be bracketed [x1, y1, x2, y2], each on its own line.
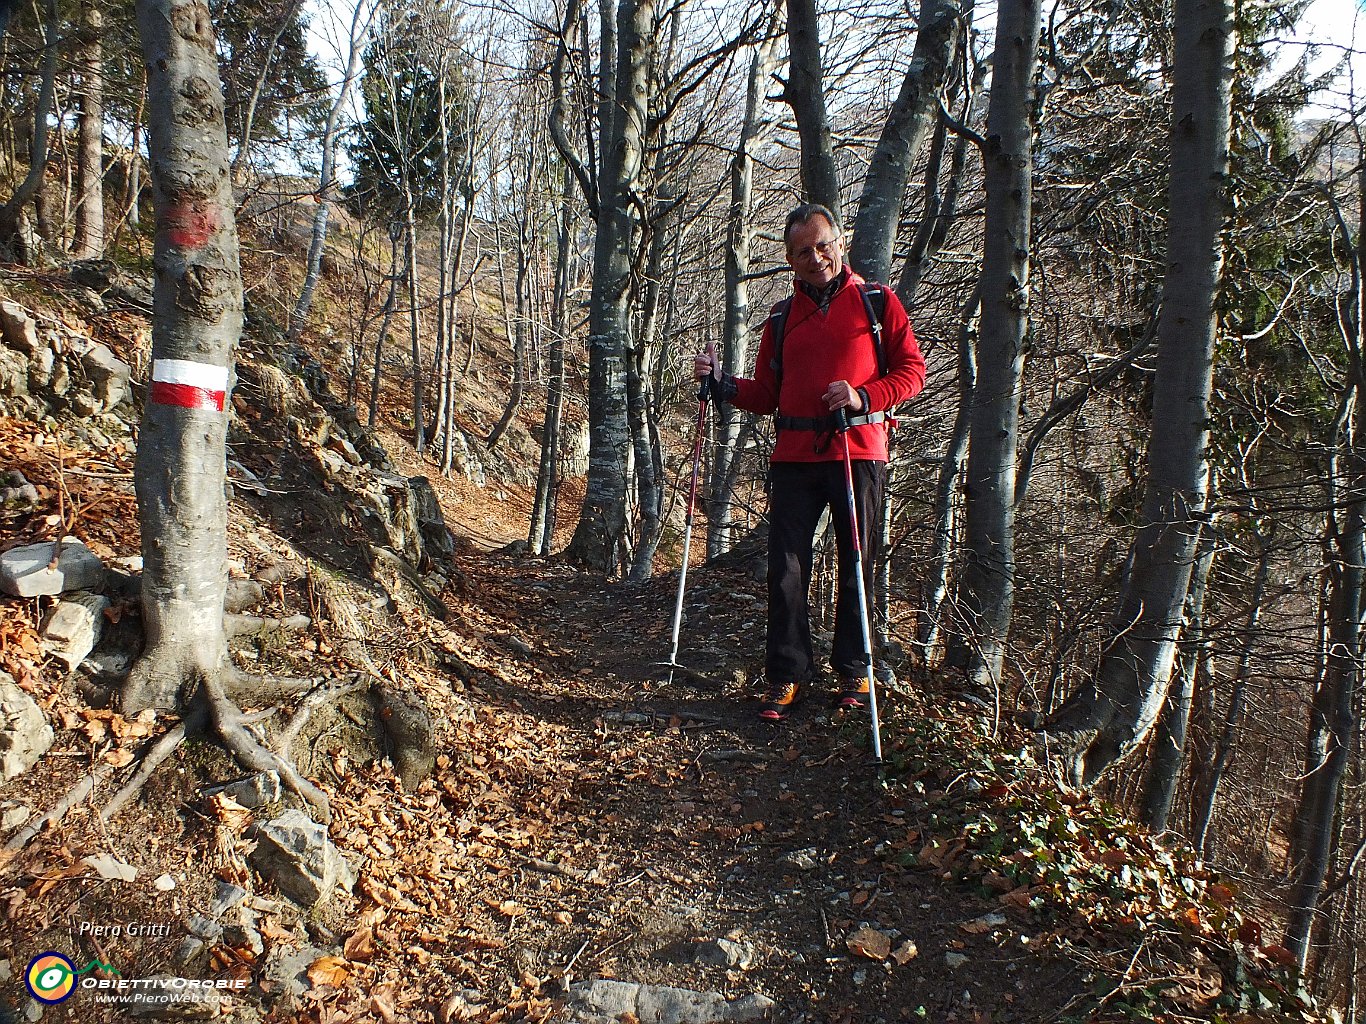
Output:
[161, 202, 219, 249]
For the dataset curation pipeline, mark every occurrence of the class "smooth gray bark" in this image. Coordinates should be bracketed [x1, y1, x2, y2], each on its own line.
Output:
[1188, 529, 1270, 853]
[565, 0, 651, 571]
[708, 27, 779, 560]
[125, 0, 243, 714]
[847, 0, 961, 285]
[1047, 0, 1235, 786]
[530, 167, 576, 555]
[73, 1, 105, 259]
[1139, 526, 1216, 833]
[944, 0, 1041, 693]
[287, 0, 369, 342]
[1286, 169, 1366, 966]
[783, 0, 841, 217]
[920, 286, 979, 657]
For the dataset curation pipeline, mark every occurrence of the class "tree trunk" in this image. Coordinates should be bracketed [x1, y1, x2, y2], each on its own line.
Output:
[405, 205, 425, 452]
[1286, 164, 1366, 963]
[124, 0, 243, 714]
[287, 0, 368, 342]
[230, 0, 302, 181]
[530, 167, 576, 555]
[1140, 525, 1216, 833]
[565, 0, 651, 572]
[707, 27, 778, 560]
[944, 0, 1041, 694]
[847, 0, 961, 285]
[0, 0, 58, 262]
[1047, 0, 1235, 786]
[1188, 529, 1271, 853]
[369, 225, 402, 428]
[919, 285, 979, 658]
[783, 0, 841, 217]
[72, 0, 105, 259]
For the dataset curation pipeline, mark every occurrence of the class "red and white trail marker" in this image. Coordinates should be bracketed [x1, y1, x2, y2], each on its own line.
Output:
[150, 359, 229, 412]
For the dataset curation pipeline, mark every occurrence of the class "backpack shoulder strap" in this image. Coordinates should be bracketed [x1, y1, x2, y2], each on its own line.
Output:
[858, 282, 889, 377]
[767, 296, 793, 388]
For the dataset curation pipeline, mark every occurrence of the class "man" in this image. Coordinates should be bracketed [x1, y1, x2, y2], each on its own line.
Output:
[695, 203, 926, 720]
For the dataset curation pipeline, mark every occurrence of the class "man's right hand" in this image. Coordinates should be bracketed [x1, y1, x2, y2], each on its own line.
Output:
[693, 343, 719, 381]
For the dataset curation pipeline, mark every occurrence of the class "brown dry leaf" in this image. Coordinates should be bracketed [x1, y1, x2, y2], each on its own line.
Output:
[306, 955, 350, 988]
[551, 911, 573, 925]
[617, 1015, 641, 1024]
[371, 984, 399, 1023]
[208, 793, 253, 831]
[846, 926, 892, 961]
[492, 899, 526, 917]
[102, 746, 135, 768]
[259, 916, 294, 941]
[891, 939, 919, 966]
[343, 927, 375, 961]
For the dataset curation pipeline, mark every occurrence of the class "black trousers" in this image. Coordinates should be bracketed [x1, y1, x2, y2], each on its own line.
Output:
[766, 459, 885, 683]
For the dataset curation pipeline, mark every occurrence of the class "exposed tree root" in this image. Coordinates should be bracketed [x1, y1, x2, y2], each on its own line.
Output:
[225, 668, 324, 704]
[99, 707, 203, 822]
[202, 671, 332, 822]
[224, 612, 311, 640]
[274, 676, 367, 759]
[5, 764, 114, 854]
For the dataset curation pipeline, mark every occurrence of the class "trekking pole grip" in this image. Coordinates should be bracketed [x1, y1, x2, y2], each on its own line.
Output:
[698, 375, 712, 403]
[833, 407, 850, 432]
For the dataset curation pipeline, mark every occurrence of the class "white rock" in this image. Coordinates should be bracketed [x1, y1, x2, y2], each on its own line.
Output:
[83, 854, 137, 882]
[41, 591, 109, 669]
[0, 539, 106, 597]
[560, 979, 774, 1023]
[248, 810, 356, 908]
[0, 670, 53, 783]
[0, 300, 38, 355]
[154, 874, 177, 892]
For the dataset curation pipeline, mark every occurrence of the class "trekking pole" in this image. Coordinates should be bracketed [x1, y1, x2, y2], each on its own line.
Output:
[665, 375, 711, 682]
[834, 408, 883, 763]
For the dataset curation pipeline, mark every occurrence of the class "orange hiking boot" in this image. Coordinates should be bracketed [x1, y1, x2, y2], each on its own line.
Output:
[758, 681, 800, 721]
[837, 676, 870, 710]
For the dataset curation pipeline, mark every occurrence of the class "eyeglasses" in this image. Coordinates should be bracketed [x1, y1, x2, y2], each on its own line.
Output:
[790, 238, 841, 262]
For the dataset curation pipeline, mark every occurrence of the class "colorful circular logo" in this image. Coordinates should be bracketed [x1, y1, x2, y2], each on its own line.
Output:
[25, 952, 77, 1004]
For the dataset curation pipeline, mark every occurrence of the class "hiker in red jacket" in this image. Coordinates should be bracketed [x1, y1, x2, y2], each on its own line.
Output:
[695, 203, 926, 720]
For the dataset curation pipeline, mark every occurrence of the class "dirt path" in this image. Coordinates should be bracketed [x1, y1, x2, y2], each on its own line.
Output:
[428, 551, 1086, 1024]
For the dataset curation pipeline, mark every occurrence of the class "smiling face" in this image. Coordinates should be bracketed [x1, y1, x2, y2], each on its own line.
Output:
[786, 214, 844, 290]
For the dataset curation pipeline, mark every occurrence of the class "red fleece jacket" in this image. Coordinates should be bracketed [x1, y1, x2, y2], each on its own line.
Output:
[730, 271, 926, 463]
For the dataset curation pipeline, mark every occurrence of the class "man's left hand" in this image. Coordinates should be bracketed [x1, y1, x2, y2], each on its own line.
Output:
[822, 380, 863, 412]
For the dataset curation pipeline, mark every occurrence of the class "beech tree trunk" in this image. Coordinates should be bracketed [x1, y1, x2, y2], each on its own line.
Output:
[846, 0, 960, 285]
[708, 27, 778, 560]
[1047, 0, 1235, 786]
[73, 0, 105, 259]
[529, 167, 576, 556]
[1139, 526, 1216, 833]
[125, 0, 243, 714]
[0, 0, 58, 262]
[1188, 529, 1270, 853]
[565, 0, 652, 571]
[944, 0, 1041, 693]
[1285, 165, 1366, 968]
[783, 0, 841, 216]
[287, 0, 368, 342]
